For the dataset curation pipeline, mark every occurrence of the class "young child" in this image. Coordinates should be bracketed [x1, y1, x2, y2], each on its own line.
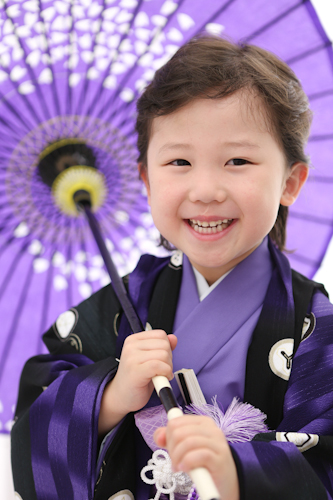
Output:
[11, 36, 333, 500]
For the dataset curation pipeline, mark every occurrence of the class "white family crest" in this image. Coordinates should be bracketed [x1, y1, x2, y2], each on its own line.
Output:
[54, 309, 78, 339]
[268, 338, 294, 380]
[276, 432, 319, 452]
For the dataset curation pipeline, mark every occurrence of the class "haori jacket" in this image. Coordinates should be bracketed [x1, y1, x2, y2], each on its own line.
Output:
[11, 238, 333, 500]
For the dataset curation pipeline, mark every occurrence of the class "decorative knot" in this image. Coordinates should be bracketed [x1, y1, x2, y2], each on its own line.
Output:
[140, 449, 193, 500]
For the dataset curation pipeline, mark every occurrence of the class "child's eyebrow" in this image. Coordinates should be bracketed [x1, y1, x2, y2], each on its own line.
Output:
[158, 141, 260, 154]
[224, 141, 260, 149]
[158, 142, 192, 154]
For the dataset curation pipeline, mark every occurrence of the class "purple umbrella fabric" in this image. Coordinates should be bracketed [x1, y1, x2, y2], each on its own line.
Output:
[0, 0, 333, 434]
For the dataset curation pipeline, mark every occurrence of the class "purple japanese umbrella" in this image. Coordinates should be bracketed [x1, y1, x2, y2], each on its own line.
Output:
[0, 0, 333, 434]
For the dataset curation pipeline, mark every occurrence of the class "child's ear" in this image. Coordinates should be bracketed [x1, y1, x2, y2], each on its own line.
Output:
[280, 162, 308, 207]
[138, 163, 151, 204]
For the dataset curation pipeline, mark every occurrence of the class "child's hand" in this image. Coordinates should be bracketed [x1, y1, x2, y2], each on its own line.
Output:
[154, 415, 240, 500]
[98, 330, 177, 434]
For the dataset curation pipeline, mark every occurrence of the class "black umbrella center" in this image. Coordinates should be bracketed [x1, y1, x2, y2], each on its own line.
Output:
[38, 141, 97, 187]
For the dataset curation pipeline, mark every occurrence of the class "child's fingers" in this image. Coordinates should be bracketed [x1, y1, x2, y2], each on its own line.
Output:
[121, 342, 174, 378]
[164, 415, 239, 499]
[167, 415, 218, 439]
[168, 433, 226, 471]
[167, 419, 227, 463]
[122, 330, 173, 356]
[125, 329, 170, 342]
[136, 357, 175, 382]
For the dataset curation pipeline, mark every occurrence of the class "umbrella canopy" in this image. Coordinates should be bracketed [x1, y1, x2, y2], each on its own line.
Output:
[0, 0, 332, 433]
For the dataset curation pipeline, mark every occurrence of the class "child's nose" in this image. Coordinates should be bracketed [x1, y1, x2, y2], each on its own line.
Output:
[188, 169, 226, 204]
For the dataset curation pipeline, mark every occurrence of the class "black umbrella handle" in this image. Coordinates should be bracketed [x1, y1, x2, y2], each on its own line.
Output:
[82, 205, 220, 500]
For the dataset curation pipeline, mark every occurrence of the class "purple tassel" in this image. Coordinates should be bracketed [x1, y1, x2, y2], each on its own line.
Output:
[185, 396, 268, 443]
[188, 485, 200, 500]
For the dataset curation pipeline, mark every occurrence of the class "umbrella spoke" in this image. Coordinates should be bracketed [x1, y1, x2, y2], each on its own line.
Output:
[35, 250, 56, 353]
[3, 3, 53, 123]
[91, 0, 189, 120]
[288, 252, 321, 266]
[76, 0, 145, 117]
[192, 0, 237, 36]
[308, 89, 333, 101]
[307, 176, 333, 183]
[0, 253, 35, 384]
[65, 232, 73, 310]
[286, 41, 332, 65]
[289, 211, 333, 226]
[243, 0, 304, 43]
[0, 87, 36, 133]
[309, 134, 333, 142]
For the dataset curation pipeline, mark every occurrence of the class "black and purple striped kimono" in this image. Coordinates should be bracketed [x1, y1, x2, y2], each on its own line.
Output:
[11, 237, 333, 500]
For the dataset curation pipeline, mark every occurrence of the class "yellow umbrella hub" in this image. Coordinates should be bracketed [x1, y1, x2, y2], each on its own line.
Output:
[52, 165, 107, 217]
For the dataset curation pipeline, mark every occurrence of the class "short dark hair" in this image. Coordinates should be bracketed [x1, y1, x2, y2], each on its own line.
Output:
[136, 35, 312, 250]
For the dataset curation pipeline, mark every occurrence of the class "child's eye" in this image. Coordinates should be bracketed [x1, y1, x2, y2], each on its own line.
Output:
[226, 158, 249, 166]
[170, 159, 191, 166]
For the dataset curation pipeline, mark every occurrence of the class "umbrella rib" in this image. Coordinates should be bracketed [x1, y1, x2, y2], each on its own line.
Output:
[64, 2, 72, 116]
[82, 0, 147, 117]
[80, 228, 95, 293]
[0, 2, 50, 127]
[3, 2, 52, 123]
[0, 87, 36, 133]
[0, 253, 35, 385]
[100, 0, 238, 123]
[308, 88, 333, 102]
[0, 213, 22, 236]
[242, 0, 305, 43]
[36, 251, 56, 353]
[306, 176, 333, 183]
[0, 241, 30, 302]
[35, 0, 62, 117]
[289, 252, 320, 267]
[286, 41, 332, 65]
[74, 0, 144, 116]
[0, 113, 28, 142]
[289, 211, 333, 226]
[65, 237, 73, 311]
[308, 134, 333, 142]
[192, 0, 237, 35]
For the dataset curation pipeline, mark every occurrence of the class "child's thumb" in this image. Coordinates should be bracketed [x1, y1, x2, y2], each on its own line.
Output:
[168, 334, 178, 351]
[154, 427, 167, 447]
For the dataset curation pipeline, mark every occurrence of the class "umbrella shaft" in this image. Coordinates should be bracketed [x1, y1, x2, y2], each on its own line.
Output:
[82, 205, 143, 333]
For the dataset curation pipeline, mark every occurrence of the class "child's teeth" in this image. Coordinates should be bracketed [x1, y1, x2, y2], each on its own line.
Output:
[189, 218, 233, 234]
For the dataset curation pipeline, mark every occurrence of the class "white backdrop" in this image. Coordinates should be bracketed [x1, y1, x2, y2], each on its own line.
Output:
[1, 0, 333, 498]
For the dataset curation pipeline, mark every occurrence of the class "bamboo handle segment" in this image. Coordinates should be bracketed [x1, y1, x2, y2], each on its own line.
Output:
[152, 375, 220, 500]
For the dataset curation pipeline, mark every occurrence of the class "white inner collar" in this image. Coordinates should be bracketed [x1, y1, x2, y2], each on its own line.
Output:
[192, 265, 233, 302]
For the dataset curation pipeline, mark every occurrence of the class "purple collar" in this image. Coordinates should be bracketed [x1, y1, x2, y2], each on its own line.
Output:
[171, 238, 274, 409]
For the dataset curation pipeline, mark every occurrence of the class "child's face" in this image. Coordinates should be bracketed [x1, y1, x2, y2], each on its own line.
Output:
[142, 92, 307, 284]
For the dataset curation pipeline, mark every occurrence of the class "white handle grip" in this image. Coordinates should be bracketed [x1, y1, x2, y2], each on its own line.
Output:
[152, 375, 220, 500]
[190, 467, 220, 500]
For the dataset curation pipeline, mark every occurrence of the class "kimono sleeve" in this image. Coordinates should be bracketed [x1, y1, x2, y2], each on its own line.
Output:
[11, 282, 123, 500]
[231, 290, 333, 500]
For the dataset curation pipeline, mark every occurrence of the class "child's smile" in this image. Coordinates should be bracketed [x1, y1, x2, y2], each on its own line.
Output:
[142, 92, 307, 285]
[188, 218, 234, 235]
